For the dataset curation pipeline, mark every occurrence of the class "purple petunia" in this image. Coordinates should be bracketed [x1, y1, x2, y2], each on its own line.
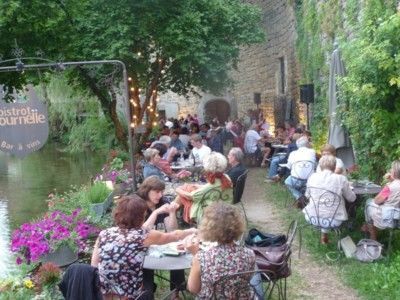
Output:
[11, 210, 99, 265]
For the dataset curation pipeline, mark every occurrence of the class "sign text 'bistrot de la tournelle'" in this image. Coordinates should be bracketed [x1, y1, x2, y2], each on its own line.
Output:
[0, 84, 49, 158]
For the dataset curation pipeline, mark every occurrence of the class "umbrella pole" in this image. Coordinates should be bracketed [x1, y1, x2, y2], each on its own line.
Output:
[306, 103, 310, 130]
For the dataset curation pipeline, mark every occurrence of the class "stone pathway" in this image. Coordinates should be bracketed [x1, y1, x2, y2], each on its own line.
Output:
[242, 168, 359, 300]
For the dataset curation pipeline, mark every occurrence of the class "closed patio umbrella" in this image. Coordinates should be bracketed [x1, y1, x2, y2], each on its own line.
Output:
[328, 44, 355, 169]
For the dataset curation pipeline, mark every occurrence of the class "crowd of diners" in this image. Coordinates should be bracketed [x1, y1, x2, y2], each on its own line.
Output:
[88, 111, 400, 299]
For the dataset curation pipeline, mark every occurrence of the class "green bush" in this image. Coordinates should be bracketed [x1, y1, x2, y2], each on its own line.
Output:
[85, 182, 112, 204]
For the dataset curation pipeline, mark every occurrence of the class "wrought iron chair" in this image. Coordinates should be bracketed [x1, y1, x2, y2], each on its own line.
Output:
[264, 220, 297, 300]
[233, 169, 249, 224]
[300, 187, 343, 254]
[211, 269, 272, 300]
[193, 186, 231, 223]
[285, 160, 315, 207]
[245, 220, 297, 299]
[368, 201, 400, 256]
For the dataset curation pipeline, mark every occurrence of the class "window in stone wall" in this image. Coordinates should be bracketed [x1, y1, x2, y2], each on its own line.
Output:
[278, 57, 286, 94]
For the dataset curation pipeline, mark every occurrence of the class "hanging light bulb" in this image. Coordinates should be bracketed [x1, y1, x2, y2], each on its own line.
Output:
[130, 87, 135, 92]
[137, 52, 141, 57]
[130, 123, 135, 128]
[153, 122, 157, 126]
[128, 77, 132, 81]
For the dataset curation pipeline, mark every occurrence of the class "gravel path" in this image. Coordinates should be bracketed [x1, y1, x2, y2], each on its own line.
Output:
[242, 168, 359, 300]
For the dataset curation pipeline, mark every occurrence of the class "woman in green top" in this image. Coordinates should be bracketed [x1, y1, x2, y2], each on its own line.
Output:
[175, 152, 233, 223]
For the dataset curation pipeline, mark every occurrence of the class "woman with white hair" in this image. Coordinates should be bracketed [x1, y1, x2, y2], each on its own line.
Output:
[362, 160, 400, 240]
[143, 148, 165, 180]
[174, 152, 233, 223]
[303, 155, 356, 244]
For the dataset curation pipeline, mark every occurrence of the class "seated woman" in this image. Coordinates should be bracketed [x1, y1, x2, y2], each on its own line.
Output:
[363, 160, 400, 240]
[143, 148, 165, 180]
[303, 155, 356, 244]
[136, 176, 185, 299]
[316, 144, 346, 175]
[91, 194, 195, 300]
[151, 143, 191, 181]
[185, 201, 256, 299]
[174, 152, 233, 223]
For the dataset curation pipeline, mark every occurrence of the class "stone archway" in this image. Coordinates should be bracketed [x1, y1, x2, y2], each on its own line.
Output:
[204, 99, 231, 123]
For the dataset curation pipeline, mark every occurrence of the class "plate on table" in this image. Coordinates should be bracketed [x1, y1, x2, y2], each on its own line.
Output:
[161, 242, 186, 256]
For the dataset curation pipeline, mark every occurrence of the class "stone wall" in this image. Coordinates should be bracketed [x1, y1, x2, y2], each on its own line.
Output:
[231, 0, 304, 129]
[158, 0, 306, 130]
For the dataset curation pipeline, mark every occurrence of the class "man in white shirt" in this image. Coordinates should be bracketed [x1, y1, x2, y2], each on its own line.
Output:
[244, 123, 261, 154]
[190, 134, 211, 163]
[284, 136, 316, 205]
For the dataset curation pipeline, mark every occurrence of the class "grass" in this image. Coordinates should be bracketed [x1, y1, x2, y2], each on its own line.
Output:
[259, 169, 400, 300]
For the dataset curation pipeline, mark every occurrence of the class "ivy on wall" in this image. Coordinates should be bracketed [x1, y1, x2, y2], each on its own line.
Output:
[295, 0, 400, 180]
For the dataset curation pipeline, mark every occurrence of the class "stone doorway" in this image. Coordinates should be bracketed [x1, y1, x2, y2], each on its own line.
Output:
[204, 99, 231, 123]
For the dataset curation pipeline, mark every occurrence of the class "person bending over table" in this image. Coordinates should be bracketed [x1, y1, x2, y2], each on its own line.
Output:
[363, 160, 400, 240]
[303, 155, 356, 244]
[136, 176, 185, 300]
[185, 201, 256, 299]
[316, 144, 346, 175]
[91, 194, 196, 300]
[174, 152, 233, 223]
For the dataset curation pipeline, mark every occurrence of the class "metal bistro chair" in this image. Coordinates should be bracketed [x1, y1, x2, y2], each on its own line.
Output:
[233, 169, 249, 225]
[374, 202, 400, 256]
[300, 187, 343, 254]
[211, 269, 272, 300]
[285, 160, 315, 207]
[263, 220, 297, 300]
[195, 187, 231, 224]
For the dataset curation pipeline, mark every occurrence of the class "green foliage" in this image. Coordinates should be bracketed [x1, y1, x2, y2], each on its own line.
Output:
[65, 116, 116, 153]
[340, 10, 400, 180]
[295, 0, 330, 142]
[0, 0, 264, 142]
[295, 0, 400, 181]
[85, 182, 112, 204]
[34, 74, 116, 153]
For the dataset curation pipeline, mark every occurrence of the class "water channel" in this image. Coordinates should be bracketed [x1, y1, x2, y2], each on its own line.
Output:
[0, 143, 105, 278]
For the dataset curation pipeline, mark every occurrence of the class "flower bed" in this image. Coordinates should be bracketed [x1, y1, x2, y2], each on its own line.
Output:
[11, 209, 99, 265]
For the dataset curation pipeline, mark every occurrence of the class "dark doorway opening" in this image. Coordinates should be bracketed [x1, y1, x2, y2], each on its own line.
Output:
[204, 99, 230, 123]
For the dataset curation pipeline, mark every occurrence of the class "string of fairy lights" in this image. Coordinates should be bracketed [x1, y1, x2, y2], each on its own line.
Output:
[129, 52, 163, 130]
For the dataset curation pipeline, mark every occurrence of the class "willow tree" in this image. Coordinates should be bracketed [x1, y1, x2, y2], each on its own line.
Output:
[0, 0, 264, 148]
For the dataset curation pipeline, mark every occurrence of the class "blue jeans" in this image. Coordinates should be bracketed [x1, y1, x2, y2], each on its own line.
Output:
[284, 176, 306, 200]
[267, 154, 286, 178]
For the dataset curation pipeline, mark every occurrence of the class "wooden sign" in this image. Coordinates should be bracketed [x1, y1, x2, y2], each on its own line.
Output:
[0, 85, 49, 157]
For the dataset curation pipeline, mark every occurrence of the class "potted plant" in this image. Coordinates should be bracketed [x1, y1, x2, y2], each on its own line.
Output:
[11, 209, 99, 266]
[87, 181, 114, 217]
[96, 156, 132, 193]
